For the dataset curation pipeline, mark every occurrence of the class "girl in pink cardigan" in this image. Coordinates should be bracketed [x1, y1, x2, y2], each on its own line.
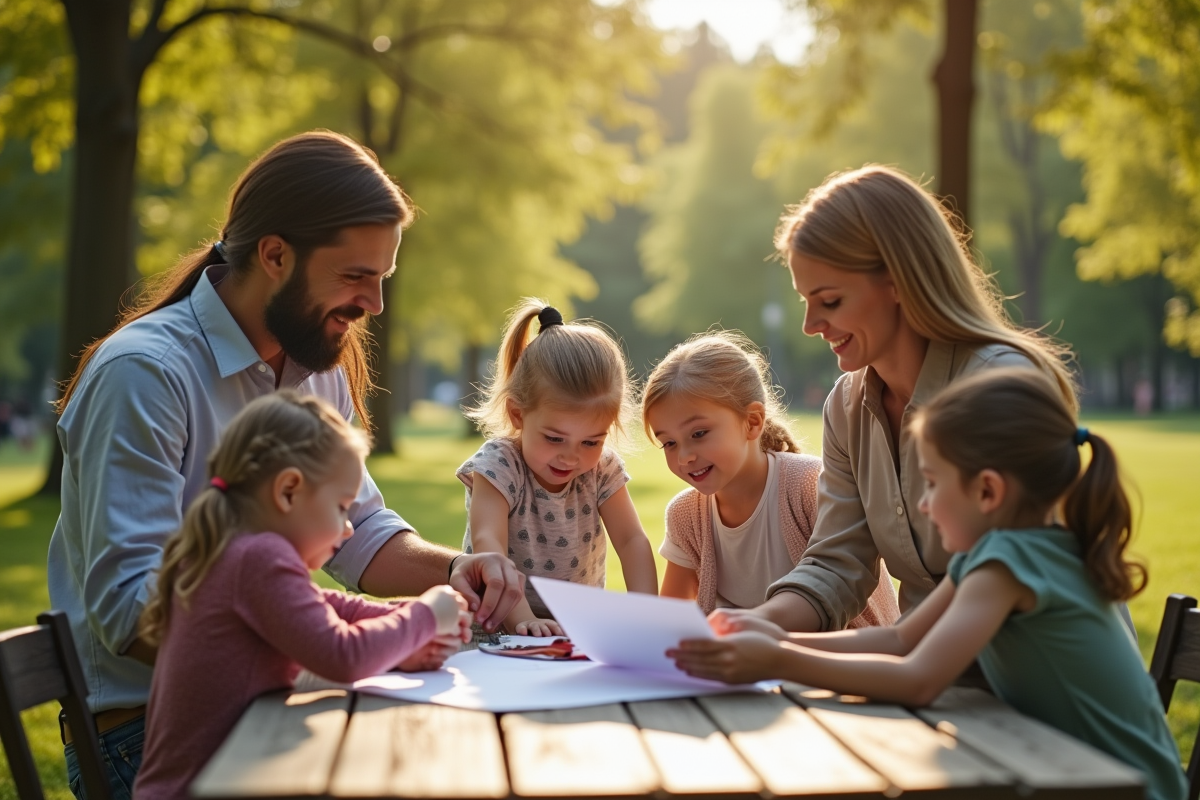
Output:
[133, 392, 470, 800]
[643, 331, 898, 627]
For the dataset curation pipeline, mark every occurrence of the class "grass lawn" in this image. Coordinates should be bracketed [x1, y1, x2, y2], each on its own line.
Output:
[1, 404, 1197, 798]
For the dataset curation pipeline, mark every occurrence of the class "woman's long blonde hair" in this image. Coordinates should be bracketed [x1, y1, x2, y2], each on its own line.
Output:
[139, 391, 370, 645]
[642, 330, 800, 453]
[467, 298, 635, 441]
[775, 165, 1077, 411]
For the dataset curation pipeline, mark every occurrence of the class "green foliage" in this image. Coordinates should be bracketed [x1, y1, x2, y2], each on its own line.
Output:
[0, 141, 66, 379]
[636, 66, 784, 341]
[345, 0, 668, 362]
[0, 0, 671, 385]
[0, 0, 72, 173]
[1044, 0, 1200, 354]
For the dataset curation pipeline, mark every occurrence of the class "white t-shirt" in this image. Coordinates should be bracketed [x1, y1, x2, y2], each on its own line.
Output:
[659, 452, 795, 609]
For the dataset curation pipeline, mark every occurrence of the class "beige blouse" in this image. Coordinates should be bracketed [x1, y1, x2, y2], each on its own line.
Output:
[767, 339, 1035, 630]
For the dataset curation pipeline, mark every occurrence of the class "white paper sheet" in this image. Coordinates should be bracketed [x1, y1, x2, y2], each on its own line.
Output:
[353, 648, 768, 712]
[529, 576, 714, 674]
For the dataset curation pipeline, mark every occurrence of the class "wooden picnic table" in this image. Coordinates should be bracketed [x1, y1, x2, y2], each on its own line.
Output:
[192, 683, 1146, 799]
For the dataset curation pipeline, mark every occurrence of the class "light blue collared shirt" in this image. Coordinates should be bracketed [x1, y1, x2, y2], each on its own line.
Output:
[47, 266, 410, 712]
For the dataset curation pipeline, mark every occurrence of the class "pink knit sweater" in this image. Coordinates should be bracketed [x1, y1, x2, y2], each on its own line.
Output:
[664, 451, 900, 626]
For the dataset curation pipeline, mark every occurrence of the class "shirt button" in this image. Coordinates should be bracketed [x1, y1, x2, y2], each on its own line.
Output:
[257, 363, 267, 373]
[896, 505, 904, 516]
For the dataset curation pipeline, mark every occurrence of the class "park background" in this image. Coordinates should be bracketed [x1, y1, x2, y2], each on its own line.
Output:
[1, 0, 1199, 797]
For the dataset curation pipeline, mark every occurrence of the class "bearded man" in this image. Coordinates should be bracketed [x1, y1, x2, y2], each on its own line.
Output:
[47, 131, 525, 799]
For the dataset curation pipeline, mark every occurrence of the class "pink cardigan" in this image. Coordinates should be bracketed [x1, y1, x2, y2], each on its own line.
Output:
[664, 451, 900, 626]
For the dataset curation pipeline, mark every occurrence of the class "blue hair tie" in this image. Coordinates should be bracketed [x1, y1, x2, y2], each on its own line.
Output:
[1074, 427, 1089, 446]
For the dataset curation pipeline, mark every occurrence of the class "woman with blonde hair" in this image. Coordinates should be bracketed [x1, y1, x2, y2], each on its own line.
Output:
[711, 164, 1077, 636]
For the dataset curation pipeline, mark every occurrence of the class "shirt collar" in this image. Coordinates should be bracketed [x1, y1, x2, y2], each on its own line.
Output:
[910, 339, 955, 407]
[190, 266, 269, 379]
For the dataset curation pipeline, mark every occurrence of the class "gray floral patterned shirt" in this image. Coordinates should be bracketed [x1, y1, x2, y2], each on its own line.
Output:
[456, 438, 630, 619]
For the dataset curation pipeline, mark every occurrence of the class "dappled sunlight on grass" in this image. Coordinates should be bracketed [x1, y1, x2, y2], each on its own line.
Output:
[1, 410, 1198, 793]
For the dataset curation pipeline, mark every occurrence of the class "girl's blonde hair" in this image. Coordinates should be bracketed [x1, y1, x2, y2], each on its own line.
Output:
[912, 368, 1145, 602]
[139, 391, 371, 645]
[467, 298, 634, 440]
[775, 165, 1078, 412]
[642, 330, 800, 453]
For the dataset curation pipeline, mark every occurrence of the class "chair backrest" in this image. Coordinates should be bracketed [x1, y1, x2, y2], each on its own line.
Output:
[1149, 593, 1200, 800]
[0, 610, 110, 800]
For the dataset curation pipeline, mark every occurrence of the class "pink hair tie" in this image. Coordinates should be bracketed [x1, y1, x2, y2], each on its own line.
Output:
[210, 477, 229, 492]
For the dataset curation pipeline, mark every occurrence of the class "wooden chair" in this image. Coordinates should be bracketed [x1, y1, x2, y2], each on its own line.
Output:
[0, 610, 110, 800]
[1149, 593, 1200, 800]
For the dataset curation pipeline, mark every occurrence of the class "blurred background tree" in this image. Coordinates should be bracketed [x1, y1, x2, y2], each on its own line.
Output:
[0, 0, 1197, 472]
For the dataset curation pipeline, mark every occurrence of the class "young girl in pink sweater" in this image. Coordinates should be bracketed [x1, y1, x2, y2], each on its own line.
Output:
[643, 331, 898, 626]
[133, 392, 469, 800]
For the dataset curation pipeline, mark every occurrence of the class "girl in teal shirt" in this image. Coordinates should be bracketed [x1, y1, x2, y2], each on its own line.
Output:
[670, 368, 1186, 800]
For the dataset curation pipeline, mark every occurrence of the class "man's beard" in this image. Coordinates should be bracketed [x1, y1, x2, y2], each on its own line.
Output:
[264, 262, 364, 373]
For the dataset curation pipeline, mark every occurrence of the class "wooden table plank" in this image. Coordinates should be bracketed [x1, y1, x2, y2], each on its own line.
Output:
[192, 689, 350, 798]
[698, 691, 890, 797]
[500, 703, 661, 797]
[330, 695, 509, 799]
[781, 683, 1014, 798]
[917, 688, 1145, 799]
[625, 698, 763, 797]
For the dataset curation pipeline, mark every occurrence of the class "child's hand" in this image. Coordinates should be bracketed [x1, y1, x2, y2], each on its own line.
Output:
[666, 631, 784, 685]
[708, 608, 788, 640]
[418, 585, 469, 636]
[513, 618, 564, 637]
[394, 633, 462, 672]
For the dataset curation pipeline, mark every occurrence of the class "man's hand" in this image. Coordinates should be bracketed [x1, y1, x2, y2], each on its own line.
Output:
[708, 608, 788, 639]
[448, 552, 526, 632]
[667, 631, 784, 685]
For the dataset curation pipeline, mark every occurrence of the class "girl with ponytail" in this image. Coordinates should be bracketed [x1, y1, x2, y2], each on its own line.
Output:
[134, 391, 469, 800]
[670, 369, 1184, 800]
[643, 331, 899, 624]
[457, 299, 657, 637]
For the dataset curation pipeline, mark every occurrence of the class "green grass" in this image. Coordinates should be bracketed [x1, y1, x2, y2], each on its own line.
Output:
[1, 405, 1197, 798]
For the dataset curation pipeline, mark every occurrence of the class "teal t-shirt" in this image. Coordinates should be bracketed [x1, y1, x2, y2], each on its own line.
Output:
[949, 528, 1185, 800]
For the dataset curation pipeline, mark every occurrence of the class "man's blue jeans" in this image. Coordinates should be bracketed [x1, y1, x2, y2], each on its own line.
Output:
[63, 715, 145, 800]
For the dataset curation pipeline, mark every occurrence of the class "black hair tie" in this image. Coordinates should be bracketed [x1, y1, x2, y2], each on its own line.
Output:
[212, 240, 229, 262]
[538, 306, 564, 333]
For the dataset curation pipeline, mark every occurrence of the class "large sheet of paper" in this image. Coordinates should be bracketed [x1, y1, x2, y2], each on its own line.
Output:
[352, 648, 767, 712]
[530, 577, 714, 673]
[351, 581, 773, 712]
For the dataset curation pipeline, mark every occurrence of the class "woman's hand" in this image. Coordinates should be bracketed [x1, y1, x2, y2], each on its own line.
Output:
[513, 618, 564, 637]
[667, 631, 784, 684]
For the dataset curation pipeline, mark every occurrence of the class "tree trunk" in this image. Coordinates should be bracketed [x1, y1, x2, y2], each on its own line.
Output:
[931, 0, 979, 230]
[41, 0, 142, 495]
[1185, 355, 1195, 410]
[461, 342, 483, 438]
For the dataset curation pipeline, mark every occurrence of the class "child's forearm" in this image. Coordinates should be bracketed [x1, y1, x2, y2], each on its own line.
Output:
[785, 625, 909, 656]
[469, 528, 508, 556]
[773, 642, 947, 706]
[614, 536, 659, 594]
